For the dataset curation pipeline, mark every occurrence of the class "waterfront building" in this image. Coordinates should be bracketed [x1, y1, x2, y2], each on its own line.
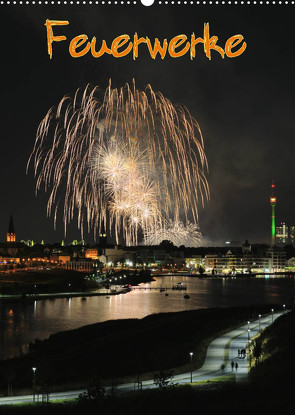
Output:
[286, 256, 295, 271]
[99, 245, 124, 267]
[204, 246, 285, 274]
[185, 255, 202, 269]
[65, 259, 99, 271]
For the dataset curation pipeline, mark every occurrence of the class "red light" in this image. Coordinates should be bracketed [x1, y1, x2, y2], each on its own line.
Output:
[271, 183, 275, 188]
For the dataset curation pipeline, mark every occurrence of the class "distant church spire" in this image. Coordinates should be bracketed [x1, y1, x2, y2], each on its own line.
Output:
[7, 215, 16, 242]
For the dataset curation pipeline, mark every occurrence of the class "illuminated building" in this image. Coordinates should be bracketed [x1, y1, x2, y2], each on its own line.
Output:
[270, 182, 276, 247]
[275, 223, 295, 245]
[85, 248, 99, 260]
[267, 249, 286, 272]
[99, 245, 124, 267]
[204, 246, 286, 274]
[50, 254, 71, 264]
[7, 215, 16, 243]
[0, 257, 20, 271]
[185, 255, 202, 269]
[65, 259, 98, 271]
[287, 256, 295, 271]
[289, 226, 295, 244]
[275, 222, 289, 244]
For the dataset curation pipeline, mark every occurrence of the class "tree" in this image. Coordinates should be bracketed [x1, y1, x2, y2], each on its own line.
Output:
[198, 265, 205, 276]
[159, 240, 175, 252]
[153, 370, 176, 389]
[253, 340, 263, 364]
[78, 378, 105, 405]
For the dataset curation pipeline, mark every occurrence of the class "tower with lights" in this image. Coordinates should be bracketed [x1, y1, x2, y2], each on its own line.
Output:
[270, 182, 276, 247]
[6, 215, 16, 243]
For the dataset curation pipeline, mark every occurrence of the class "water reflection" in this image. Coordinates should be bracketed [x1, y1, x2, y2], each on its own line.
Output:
[0, 276, 294, 360]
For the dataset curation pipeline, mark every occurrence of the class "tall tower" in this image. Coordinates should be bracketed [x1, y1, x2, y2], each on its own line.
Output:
[270, 182, 276, 247]
[7, 215, 16, 243]
[99, 223, 107, 247]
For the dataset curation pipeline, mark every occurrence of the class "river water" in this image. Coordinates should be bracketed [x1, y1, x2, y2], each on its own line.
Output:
[0, 275, 294, 360]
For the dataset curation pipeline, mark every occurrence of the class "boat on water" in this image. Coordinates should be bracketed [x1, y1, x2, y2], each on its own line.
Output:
[172, 283, 187, 291]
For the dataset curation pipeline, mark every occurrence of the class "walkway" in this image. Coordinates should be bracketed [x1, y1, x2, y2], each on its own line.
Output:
[0, 310, 285, 405]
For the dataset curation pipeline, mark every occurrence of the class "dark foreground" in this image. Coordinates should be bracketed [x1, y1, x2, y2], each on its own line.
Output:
[1, 377, 294, 415]
[0, 304, 283, 395]
[1, 307, 295, 414]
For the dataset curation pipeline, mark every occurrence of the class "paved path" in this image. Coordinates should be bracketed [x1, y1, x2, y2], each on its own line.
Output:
[0, 310, 285, 405]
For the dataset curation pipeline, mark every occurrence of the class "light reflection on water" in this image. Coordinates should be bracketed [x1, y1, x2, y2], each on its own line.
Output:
[0, 276, 294, 360]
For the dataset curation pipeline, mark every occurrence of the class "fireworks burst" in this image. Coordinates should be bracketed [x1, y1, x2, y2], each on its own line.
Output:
[144, 220, 202, 247]
[28, 80, 209, 246]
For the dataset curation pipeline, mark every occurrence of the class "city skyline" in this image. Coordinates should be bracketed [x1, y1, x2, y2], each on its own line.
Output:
[1, 6, 295, 245]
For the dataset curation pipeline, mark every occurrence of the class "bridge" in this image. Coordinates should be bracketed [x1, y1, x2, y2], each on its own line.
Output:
[131, 285, 187, 291]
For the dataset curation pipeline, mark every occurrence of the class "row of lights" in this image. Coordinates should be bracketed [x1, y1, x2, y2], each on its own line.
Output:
[247, 305, 286, 350]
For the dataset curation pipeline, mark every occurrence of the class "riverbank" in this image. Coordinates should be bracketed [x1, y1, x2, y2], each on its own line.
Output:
[0, 303, 288, 396]
[0, 269, 89, 295]
[0, 268, 154, 301]
[152, 271, 295, 278]
[0, 287, 131, 302]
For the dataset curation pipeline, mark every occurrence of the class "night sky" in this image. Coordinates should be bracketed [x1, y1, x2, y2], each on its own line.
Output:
[1, 4, 294, 245]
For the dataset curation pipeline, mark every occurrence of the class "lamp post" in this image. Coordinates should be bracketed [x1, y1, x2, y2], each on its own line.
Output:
[247, 321, 250, 331]
[271, 308, 274, 323]
[190, 352, 193, 383]
[258, 314, 261, 332]
[247, 329, 250, 342]
[32, 367, 36, 402]
[283, 304, 286, 314]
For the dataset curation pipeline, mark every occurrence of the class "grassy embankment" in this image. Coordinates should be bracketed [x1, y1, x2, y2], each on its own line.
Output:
[249, 307, 295, 387]
[0, 304, 282, 395]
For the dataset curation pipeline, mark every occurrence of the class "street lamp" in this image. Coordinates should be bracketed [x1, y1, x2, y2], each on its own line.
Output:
[32, 367, 36, 402]
[247, 321, 250, 330]
[271, 308, 274, 323]
[190, 352, 193, 383]
[283, 304, 286, 314]
[258, 314, 261, 332]
[247, 329, 250, 341]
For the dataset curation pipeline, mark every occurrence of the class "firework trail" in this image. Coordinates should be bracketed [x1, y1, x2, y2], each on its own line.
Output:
[28, 80, 209, 246]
